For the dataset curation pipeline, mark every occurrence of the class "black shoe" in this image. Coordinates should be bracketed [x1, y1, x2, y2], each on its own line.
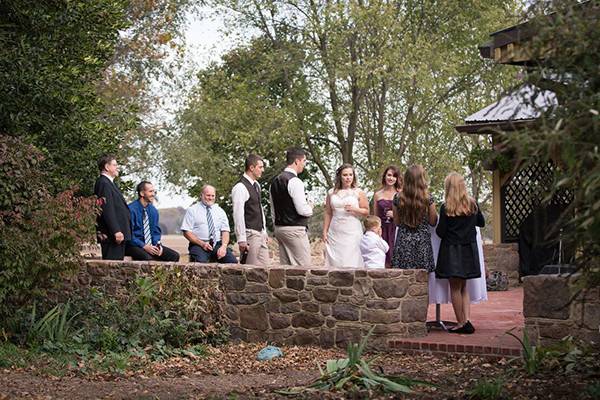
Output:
[448, 325, 466, 334]
[463, 321, 475, 334]
[448, 322, 475, 335]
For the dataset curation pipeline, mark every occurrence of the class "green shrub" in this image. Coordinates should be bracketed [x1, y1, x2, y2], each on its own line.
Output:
[0, 341, 31, 368]
[510, 0, 600, 289]
[0, 135, 97, 318]
[4, 263, 226, 367]
[466, 378, 505, 400]
[541, 336, 600, 376]
[58, 270, 230, 354]
[585, 382, 600, 399]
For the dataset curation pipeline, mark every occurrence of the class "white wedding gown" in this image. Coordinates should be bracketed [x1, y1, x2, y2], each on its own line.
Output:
[428, 226, 488, 304]
[325, 189, 364, 268]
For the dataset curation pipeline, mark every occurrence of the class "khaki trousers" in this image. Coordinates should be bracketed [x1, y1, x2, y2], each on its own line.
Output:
[274, 226, 311, 266]
[243, 229, 270, 266]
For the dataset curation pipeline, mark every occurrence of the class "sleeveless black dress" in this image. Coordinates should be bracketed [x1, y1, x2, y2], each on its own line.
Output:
[435, 203, 485, 280]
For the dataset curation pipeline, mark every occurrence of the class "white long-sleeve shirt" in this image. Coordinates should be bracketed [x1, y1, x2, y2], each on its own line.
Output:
[360, 231, 389, 268]
[231, 173, 267, 243]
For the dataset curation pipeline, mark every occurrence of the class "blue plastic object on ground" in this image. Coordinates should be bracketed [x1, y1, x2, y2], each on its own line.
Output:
[257, 345, 284, 361]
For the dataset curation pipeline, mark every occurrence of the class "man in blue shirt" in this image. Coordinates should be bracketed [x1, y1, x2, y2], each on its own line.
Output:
[125, 181, 180, 262]
[181, 184, 237, 263]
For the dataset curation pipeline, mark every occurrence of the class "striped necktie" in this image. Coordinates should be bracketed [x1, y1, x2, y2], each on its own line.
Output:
[143, 208, 152, 245]
[206, 205, 216, 241]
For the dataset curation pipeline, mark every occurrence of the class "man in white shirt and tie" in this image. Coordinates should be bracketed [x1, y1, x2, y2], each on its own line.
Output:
[231, 154, 270, 266]
[181, 185, 237, 263]
[269, 148, 313, 266]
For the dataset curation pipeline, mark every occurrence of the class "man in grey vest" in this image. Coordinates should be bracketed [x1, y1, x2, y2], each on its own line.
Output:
[269, 148, 313, 266]
[231, 154, 270, 266]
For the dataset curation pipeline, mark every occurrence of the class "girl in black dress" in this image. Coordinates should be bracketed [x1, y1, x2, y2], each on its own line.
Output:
[436, 173, 485, 334]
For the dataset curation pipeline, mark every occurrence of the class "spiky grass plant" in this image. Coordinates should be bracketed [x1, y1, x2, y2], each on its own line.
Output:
[278, 327, 431, 395]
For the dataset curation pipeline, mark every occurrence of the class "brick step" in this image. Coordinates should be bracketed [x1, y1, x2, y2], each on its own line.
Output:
[389, 339, 522, 357]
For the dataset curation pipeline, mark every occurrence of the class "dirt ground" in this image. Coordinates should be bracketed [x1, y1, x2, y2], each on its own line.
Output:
[1, 343, 597, 400]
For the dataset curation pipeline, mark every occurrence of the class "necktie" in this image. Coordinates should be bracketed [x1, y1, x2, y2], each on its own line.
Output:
[143, 208, 152, 245]
[253, 182, 264, 230]
[206, 205, 216, 241]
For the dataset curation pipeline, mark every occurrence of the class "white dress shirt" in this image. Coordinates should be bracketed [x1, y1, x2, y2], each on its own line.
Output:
[231, 173, 267, 243]
[360, 231, 389, 268]
[101, 173, 114, 182]
[180, 202, 230, 242]
[270, 167, 313, 226]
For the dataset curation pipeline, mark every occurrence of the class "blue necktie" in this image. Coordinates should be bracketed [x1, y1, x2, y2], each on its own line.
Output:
[143, 208, 152, 245]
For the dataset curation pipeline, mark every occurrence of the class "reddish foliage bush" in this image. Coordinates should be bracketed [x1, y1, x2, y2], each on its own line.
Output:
[0, 135, 97, 311]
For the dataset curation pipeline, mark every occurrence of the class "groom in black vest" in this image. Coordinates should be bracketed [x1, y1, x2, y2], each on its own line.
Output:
[269, 148, 313, 266]
[231, 154, 269, 266]
[94, 154, 131, 260]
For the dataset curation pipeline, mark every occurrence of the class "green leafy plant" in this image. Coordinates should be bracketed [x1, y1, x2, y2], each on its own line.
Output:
[508, 0, 600, 290]
[0, 341, 31, 369]
[279, 328, 430, 395]
[506, 328, 544, 375]
[541, 336, 599, 376]
[585, 382, 600, 399]
[467, 147, 514, 174]
[28, 302, 81, 346]
[466, 378, 506, 400]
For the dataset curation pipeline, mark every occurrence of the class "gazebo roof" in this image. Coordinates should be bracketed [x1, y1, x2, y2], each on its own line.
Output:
[478, 1, 594, 65]
[455, 84, 557, 134]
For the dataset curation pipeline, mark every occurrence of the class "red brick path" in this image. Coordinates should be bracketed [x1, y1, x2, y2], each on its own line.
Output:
[390, 287, 524, 357]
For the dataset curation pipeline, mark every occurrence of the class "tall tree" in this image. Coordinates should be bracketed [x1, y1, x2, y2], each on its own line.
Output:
[0, 1, 134, 193]
[0, 0, 196, 194]
[165, 35, 330, 203]
[193, 0, 519, 198]
[101, 0, 199, 179]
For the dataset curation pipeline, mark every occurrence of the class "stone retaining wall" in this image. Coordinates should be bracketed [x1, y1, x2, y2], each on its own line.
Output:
[523, 274, 599, 345]
[73, 261, 429, 349]
[483, 243, 519, 287]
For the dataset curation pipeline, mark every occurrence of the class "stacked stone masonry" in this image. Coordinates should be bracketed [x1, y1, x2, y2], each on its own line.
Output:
[75, 261, 429, 350]
[483, 243, 519, 287]
[523, 274, 600, 346]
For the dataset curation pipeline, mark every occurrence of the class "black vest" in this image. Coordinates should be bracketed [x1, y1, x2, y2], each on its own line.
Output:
[270, 171, 309, 227]
[239, 176, 264, 231]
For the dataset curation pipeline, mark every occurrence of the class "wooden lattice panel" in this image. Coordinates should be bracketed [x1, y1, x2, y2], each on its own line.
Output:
[500, 162, 572, 242]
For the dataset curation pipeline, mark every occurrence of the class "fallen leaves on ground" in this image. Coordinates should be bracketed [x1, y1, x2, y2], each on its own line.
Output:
[1, 343, 597, 399]
[150, 342, 344, 377]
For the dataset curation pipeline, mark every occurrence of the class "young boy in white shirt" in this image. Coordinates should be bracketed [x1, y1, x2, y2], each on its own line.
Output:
[360, 216, 390, 268]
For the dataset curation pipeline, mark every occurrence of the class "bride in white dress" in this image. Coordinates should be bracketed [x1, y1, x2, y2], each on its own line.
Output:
[323, 164, 369, 268]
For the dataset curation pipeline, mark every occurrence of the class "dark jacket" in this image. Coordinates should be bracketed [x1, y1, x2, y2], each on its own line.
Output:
[94, 175, 131, 241]
[436, 203, 485, 244]
[127, 199, 161, 248]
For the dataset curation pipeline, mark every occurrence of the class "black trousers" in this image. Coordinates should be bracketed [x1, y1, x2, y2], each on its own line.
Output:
[125, 244, 180, 262]
[100, 240, 126, 260]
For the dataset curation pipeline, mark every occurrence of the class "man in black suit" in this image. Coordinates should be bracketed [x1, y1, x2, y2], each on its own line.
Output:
[94, 154, 131, 260]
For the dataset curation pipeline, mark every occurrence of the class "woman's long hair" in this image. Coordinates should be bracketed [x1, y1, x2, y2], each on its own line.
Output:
[379, 165, 403, 191]
[444, 172, 477, 216]
[394, 165, 429, 228]
[334, 163, 357, 191]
